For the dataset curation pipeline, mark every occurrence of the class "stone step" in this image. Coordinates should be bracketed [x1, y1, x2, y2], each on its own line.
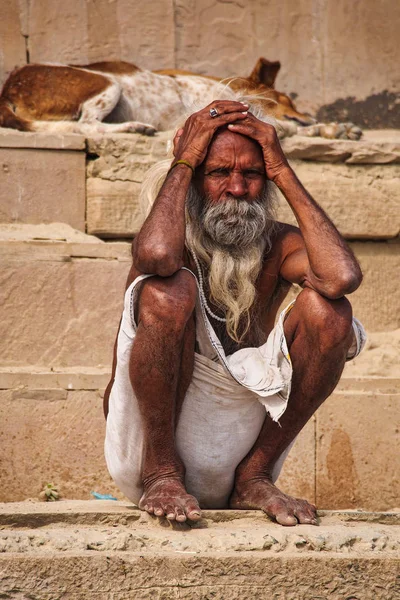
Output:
[0, 225, 398, 509]
[0, 129, 399, 240]
[1, 226, 398, 375]
[0, 131, 86, 231]
[0, 501, 398, 599]
[0, 224, 130, 370]
[0, 379, 398, 511]
[86, 131, 400, 239]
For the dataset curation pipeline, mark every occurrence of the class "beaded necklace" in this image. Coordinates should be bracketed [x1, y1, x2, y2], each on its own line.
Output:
[190, 249, 227, 323]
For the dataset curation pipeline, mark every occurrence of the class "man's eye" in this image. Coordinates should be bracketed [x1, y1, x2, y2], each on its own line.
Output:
[245, 170, 263, 178]
[209, 168, 229, 177]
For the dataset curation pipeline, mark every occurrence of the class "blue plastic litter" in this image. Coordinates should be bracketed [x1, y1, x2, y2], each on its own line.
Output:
[90, 491, 118, 501]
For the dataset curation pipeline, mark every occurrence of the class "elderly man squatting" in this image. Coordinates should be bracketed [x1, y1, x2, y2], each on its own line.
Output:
[103, 99, 365, 526]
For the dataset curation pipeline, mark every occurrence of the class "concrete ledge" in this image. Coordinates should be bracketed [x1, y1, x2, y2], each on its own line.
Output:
[85, 132, 400, 239]
[0, 366, 111, 390]
[1, 368, 396, 393]
[0, 144, 86, 230]
[281, 134, 400, 164]
[276, 161, 400, 239]
[0, 128, 86, 150]
[0, 502, 398, 599]
[0, 225, 131, 369]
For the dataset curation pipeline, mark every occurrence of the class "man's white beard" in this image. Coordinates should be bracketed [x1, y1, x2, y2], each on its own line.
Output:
[186, 184, 277, 344]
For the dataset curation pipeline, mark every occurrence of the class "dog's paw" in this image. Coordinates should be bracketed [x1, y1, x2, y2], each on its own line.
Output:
[297, 122, 363, 140]
[296, 124, 321, 138]
[317, 122, 362, 140]
[341, 122, 363, 140]
[126, 121, 157, 136]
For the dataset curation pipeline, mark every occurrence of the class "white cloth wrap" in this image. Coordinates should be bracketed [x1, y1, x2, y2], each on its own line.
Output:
[105, 269, 366, 508]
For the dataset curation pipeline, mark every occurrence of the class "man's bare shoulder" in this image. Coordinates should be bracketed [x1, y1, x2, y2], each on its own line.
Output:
[268, 222, 305, 259]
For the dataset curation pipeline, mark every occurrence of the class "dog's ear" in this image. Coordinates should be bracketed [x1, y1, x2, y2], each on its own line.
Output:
[249, 58, 281, 88]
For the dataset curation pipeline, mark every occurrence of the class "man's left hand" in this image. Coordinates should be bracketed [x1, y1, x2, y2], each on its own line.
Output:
[228, 114, 290, 184]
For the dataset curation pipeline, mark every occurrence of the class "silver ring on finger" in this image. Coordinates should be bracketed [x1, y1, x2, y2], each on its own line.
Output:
[209, 107, 219, 118]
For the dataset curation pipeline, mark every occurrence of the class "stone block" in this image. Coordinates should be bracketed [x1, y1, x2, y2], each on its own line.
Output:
[321, 1, 400, 110]
[0, 2, 26, 87]
[0, 503, 398, 599]
[280, 242, 400, 333]
[276, 161, 400, 239]
[0, 130, 85, 150]
[0, 227, 131, 369]
[27, 0, 175, 69]
[86, 132, 170, 236]
[349, 242, 399, 333]
[316, 390, 400, 511]
[86, 133, 400, 239]
[281, 135, 400, 164]
[344, 330, 400, 379]
[0, 147, 86, 230]
[173, 1, 399, 123]
[87, 178, 143, 237]
[0, 384, 311, 505]
[0, 228, 397, 371]
[27, 1, 88, 65]
[86, 132, 170, 180]
[0, 389, 121, 503]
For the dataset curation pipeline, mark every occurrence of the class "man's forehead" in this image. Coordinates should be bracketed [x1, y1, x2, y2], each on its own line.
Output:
[205, 128, 264, 165]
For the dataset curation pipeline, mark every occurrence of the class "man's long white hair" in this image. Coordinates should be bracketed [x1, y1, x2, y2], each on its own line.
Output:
[138, 84, 278, 344]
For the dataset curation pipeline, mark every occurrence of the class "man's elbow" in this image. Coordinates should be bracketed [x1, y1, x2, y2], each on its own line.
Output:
[326, 268, 363, 299]
[132, 242, 183, 277]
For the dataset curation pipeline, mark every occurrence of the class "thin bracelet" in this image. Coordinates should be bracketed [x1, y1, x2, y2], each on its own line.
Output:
[169, 159, 195, 174]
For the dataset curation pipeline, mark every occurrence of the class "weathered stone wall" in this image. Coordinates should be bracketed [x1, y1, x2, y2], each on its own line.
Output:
[1, 0, 399, 127]
[0, 129, 399, 509]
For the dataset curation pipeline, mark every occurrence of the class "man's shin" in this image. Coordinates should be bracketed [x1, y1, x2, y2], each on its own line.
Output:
[128, 273, 197, 484]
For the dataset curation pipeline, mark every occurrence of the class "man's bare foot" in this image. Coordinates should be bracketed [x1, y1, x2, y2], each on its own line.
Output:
[230, 477, 318, 526]
[139, 477, 201, 522]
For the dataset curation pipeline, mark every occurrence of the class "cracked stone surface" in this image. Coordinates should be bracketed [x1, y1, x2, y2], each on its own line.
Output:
[85, 132, 400, 238]
[0, 502, 398, 599]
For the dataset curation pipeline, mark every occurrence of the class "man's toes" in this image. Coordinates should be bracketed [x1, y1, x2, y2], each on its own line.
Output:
[175, 507, 187, 523]
[153, 503, 164, 517]
[187, 510, 201, 521]
[163, 505, 177, 521]
[140, 501, 154, 514]
[185, 501, 202, 521]
[275, 511, 298, 526]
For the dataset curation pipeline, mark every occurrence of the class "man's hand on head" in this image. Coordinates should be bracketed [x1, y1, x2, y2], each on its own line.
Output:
[227, 113, 290, 185]
[173, 100, 250, 170]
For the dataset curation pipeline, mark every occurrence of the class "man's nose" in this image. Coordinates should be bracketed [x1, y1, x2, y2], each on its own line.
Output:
[225, 172, 247, 197]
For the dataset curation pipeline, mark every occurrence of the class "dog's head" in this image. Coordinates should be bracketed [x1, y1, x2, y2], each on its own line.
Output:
[230, 57, 316, 126]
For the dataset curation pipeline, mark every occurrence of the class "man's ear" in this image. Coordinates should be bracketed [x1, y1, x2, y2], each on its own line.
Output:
[248, 58, 281, 88]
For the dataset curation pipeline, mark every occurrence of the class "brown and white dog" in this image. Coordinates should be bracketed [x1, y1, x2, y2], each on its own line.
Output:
[0, 57, 361, 139]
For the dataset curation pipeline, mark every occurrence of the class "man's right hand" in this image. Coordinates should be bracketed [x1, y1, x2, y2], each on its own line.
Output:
[173, 100, 250, 169]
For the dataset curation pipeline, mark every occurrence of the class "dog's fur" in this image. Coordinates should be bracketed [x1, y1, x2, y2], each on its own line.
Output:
[0, 57, 361, 139]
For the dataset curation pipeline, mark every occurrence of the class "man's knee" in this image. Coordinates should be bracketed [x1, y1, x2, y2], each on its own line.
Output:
[290, 288, 353, 348]
[138, 270, 197, 330]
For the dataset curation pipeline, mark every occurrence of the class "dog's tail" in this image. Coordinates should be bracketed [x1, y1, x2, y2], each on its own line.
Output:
[0, 100, 33, 131]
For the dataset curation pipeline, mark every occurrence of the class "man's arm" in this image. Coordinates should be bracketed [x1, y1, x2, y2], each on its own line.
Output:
[133, 165, 192, 276]
[228, 116, 362, 298]
[133, 100, 250, 276]
[274, 168, 362, 298]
